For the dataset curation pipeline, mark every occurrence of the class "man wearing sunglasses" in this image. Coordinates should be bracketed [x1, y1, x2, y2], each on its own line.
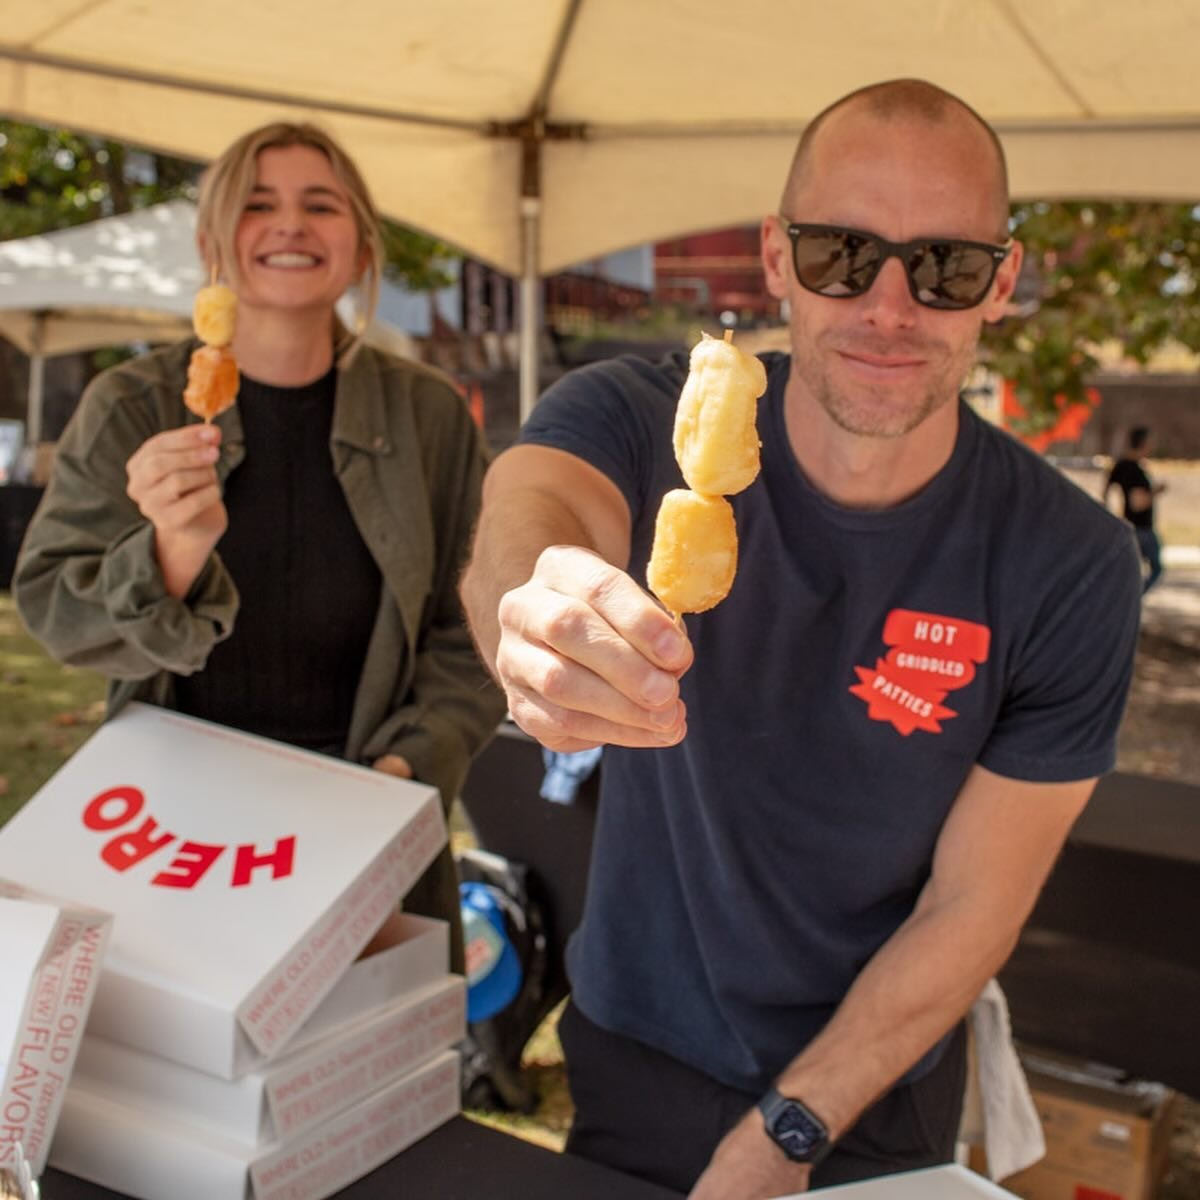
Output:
[461, 79, 1141, 1197]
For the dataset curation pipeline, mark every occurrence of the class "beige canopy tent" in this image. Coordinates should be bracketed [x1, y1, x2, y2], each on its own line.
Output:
[2, 0, 1198, 417]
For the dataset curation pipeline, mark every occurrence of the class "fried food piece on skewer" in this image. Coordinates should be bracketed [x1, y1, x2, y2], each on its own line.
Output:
[192, 283, 238, 347]
[673, 330, 766, 496]
[183, 344, 239, 423]
[647, 489, 738, 617]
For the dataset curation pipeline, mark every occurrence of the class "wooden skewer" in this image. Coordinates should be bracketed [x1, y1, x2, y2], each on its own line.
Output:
[723, 329, 734, 343]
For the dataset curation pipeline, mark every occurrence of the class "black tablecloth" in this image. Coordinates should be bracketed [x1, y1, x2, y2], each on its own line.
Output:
[42, 1115, 685, 1200]
[1001, 770, 1200, 1095]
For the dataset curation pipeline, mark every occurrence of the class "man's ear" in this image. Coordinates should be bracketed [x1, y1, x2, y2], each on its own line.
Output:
[761, 216, 791, 302]
[982, 239, 1024, 325]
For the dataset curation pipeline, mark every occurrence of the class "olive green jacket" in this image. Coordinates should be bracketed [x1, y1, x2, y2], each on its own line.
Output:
[15, 339, 505, 969]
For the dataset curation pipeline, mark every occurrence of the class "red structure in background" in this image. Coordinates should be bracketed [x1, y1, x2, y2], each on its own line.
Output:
[459, 258, 650, 337]
[654, 227, 779, 324]
[1001, 380, 1101, 451]
[456, 224, 782, 343]
[543, 271, 650, 330]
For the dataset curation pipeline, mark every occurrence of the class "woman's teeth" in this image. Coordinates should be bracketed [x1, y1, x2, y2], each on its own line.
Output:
[261, 253, 318, 267]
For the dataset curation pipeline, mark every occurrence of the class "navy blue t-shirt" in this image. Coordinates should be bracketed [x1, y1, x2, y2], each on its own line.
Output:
[519, 350, 1142, 1095]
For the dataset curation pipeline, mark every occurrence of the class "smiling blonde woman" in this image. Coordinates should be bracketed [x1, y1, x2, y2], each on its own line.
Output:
[15, 122, 505, 972]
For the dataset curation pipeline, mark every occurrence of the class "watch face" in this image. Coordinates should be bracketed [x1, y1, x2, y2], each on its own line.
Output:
[771, 1101, 825, 1160]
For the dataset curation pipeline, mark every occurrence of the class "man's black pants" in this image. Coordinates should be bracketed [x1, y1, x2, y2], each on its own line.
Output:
[560, 1000, 968, 1195]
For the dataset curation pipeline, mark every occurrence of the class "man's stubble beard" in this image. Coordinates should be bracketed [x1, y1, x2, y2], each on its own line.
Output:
[794, 326, 978, 440]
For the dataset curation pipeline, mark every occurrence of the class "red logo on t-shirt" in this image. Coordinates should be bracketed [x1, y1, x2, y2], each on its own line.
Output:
[849, 609, 991, 736]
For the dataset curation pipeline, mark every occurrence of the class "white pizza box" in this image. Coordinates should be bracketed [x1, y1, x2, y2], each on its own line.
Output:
[66, 910, 454, 1146]
[268, 911, 450, 1063]
[50, 1047, 461, 1200]
[0, 884, 112, 1175]
[791, 1163, 1017, 1197]
[73, 972, 465, 1147]
[0, 703, 446, 1079]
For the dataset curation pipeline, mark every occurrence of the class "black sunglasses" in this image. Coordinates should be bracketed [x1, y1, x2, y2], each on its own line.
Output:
[783, 222, 1012, 311]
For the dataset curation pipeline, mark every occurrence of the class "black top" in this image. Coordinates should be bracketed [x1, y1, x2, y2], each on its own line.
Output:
[1107, 456, 1154, 528]
[174, 367, 382, 753]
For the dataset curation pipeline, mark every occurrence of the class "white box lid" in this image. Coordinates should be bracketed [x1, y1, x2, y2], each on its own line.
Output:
[0, 704, 446, 1076]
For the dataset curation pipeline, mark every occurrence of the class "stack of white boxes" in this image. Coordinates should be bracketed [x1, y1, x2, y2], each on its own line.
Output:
[0, 704, 466, 1200]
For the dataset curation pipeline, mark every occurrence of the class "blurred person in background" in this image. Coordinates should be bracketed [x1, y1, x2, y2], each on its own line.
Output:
[1107, 425, 1166, 592]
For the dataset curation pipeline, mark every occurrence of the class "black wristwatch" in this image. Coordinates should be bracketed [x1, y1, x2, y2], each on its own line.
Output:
[757, 1087, 832, 1166]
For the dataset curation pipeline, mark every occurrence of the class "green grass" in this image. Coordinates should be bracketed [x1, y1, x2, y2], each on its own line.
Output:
[0, 591, 106, 827]
[467, 1000, 572, 1151]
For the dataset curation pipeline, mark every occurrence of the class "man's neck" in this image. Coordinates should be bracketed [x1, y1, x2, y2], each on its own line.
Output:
[783, 380, 961, 511]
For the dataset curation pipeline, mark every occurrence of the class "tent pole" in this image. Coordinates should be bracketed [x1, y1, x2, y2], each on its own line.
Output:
[512, 0, 580, 425]
[27, 355, 45, 446]
[27, 314, 47, 446]
[518, 195, 542, 424]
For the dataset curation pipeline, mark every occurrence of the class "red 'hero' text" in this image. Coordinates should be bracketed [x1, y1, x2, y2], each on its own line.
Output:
[82, 786, 296, 889]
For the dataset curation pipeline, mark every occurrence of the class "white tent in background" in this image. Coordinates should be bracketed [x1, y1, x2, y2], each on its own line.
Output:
[0, 200, 198, 443]
[2, 0, 1199, 417]
[0, 200, 423, 447]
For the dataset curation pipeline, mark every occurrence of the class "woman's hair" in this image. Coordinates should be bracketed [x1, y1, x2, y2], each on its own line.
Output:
[196, 121, 384, 364]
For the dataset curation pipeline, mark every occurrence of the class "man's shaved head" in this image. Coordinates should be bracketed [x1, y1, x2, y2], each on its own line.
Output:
[782, 79, 1010, 237]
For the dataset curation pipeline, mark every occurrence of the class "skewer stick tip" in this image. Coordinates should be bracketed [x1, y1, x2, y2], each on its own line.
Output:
[723, 329, 734, 344]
